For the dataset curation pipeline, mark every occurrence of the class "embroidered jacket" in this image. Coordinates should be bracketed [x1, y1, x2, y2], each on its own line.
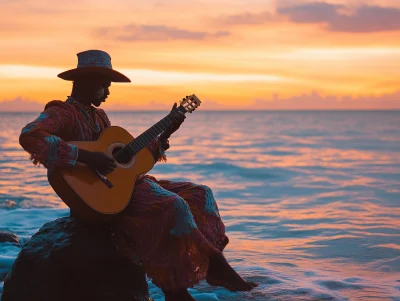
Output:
[19, 98, 168, 170]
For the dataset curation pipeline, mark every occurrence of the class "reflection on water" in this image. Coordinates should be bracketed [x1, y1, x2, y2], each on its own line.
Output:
[1, 111, 400, 300]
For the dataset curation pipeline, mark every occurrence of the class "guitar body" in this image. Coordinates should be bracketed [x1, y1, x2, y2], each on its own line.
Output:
[48, 126, 155, 223]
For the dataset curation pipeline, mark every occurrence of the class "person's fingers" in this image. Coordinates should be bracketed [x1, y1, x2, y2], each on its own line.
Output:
[105, 165, 116, 174]
[108, 161, 117, 168]
[171, 102, 177, 111]
[103, 159, 113, 165]
[98, 168, 108, 175]
[104, 155, 115, 163]
[172, 118, 180, 125]
[103, 160, 115, 167]
[174, 114, 185, 122]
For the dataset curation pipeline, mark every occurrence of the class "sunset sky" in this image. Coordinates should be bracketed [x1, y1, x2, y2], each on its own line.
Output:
[1, 0, 400, 110]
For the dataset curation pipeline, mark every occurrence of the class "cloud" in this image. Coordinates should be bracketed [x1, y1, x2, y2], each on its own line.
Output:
[0, 97, 44, 112]
[218, 2, 400, 32]
[94, 24, 230, 41]
[219, 11, 277, 25]
[278, 2, 400, 32]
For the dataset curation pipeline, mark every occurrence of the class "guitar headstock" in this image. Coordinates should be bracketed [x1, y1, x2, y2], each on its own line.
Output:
[179, 94, 201, 113]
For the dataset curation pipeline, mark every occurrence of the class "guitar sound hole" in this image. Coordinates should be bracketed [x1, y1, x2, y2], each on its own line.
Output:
[112, 147, 132, 164]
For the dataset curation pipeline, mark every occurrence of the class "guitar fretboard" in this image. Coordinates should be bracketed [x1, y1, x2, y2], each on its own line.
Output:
[115, 106, 186, 158]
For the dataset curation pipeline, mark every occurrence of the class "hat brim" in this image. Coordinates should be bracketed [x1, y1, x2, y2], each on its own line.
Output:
[57, 67, 131, 82]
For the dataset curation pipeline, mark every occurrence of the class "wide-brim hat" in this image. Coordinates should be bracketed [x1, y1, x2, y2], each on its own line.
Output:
[57, 50, 131, 82]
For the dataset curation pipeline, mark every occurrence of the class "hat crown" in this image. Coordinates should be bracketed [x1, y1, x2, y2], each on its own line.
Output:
[77, 50, 112, 69]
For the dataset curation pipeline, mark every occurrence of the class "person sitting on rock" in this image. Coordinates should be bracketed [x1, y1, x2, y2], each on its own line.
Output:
[19, 49, 258, 301]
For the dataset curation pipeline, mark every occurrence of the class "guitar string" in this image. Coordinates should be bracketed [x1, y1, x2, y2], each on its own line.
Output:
[113, 99, 198, 159]
[113, 109, 177, 159]
[112, 107, 186, 160]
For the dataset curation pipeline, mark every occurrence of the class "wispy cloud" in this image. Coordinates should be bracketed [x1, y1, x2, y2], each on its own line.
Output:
[219, 11, 277, 25]
[278, 3, 400, 32]
[0, 97, 44, 112]
[94, 24, 230, 41]
[218, 2, 400, 32]
[0, 0, 85, 14]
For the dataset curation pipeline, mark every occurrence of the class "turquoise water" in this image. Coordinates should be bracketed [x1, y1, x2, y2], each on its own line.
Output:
[1, 111, 400, 300]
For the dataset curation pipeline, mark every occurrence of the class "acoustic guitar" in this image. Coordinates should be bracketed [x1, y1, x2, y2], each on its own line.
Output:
[48, 95, 201, 223]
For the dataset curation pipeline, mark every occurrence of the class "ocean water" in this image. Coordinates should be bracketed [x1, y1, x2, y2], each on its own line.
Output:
[0, 111, 399, 301]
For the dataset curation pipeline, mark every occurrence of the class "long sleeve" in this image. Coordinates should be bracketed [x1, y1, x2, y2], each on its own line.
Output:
[146, 136, 170, 163]
[19, 106, 78, 170]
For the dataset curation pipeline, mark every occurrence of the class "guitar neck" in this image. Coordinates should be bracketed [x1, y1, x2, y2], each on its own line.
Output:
[121, 106, 186, 156]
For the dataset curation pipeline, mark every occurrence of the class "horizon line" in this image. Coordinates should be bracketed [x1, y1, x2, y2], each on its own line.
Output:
[1, 109, 400, 113]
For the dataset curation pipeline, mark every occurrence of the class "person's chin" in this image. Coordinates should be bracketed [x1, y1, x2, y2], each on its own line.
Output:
[92, 100, 102, 107]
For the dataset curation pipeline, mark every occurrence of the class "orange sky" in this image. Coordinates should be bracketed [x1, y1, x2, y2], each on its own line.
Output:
[1, 0, 400, 110]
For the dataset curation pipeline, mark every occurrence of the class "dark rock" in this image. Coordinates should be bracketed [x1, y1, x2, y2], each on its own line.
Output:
[0, 231, 20, 246]
[2, 217, 152, 301]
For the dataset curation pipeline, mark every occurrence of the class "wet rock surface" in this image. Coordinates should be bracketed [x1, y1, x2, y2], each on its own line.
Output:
[2, 217, 152, 301]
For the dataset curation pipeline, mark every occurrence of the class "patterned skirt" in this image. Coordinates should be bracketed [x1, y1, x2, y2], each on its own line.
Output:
[113, 175, 229, 291]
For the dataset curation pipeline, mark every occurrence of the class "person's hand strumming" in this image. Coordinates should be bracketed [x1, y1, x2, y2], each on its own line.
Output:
[77, 148, 117, 175]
